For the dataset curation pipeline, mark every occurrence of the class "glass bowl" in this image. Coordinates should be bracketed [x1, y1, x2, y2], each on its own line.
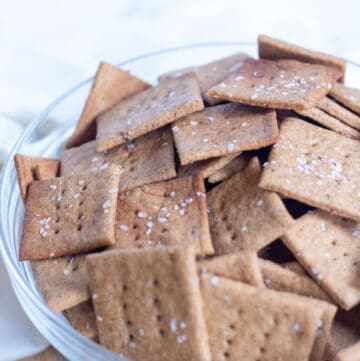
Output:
[1, 43, 360, 361]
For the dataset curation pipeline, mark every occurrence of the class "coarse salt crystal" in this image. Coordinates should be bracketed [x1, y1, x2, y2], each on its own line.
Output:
[180, 321, 186, 329]
[227, 143, 234, 151]
[190, 121, 198, 126]
[50, 184, 57, 190]
[170, 319, 177, 332]
[63, 268, 70, 276]
[102, 200, 111, 209]
[256, 199, 263, 207]
[137, 211, 147, 218]
[92, 293, 98, 300]
[172, 126, 180, 132]
[108, 188, 119, 193]
[211, 276, 219, 285]
[177, 335, 187, 344]
[96, 316, 103, 322]
[241, 225, 248, 232]
[235, 75, 244, 81]
[293, 323, 300, 333]
[170, 191, 176, 197]
[158, 217, 167, 223]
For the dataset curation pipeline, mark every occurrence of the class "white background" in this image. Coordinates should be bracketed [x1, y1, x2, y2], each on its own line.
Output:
[0, 0, 360, 359]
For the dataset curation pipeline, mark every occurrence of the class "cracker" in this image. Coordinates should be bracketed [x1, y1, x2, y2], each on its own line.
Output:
[19, 347, 67, 361]
[20, 168, 119, 260]
[65, 62, 149, 148]
[330, 83, 360, 115]
[334, 342, 360, 361]
[207, 59, 341, 110]
[258, 34, 346, 82]
[208, 154, 249, 183]
[35, 161, 59, 181]
[283, 210, 360, 310]
[200, 274, 322, 361]
[32, 254, 89, 312]
[111, 174, 213, 255]
[198, 252, 263, 286]
[259, 117, 360, 221]
[282, 261, 307, 275]
[14, 154, 59, 201]
[64, 300, 98, 341]
[61, 128, 176, 192]
[159, 52, 251, 105]
[318, 97, 360, 130]
[96, 74, 204, 151]
[296, 107, 360, 140]
[172, 103, 278, 165]
[207, 157, 294, 254]
[86, 246, 212, 361]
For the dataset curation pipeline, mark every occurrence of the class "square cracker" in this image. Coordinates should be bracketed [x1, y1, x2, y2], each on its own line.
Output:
[96, 73, 204, 151]
[208, 154, 249, 183]
[330, 83, 360, 115]
[198, 252, 263, 287]
[283, 210, 360, 310]
[207, 157, 294, 255]
[334, 342, 360, 361]
[172, 103, 278, 165]
[65, 62, 149, 148]
[20, 167, 119, 260]
[61, 128, 176, 192]
[159, 52, 251, 105]
[64, 301, 98, 341]
[86, 246, 212, 361]
[258, 34, 346, 82]
[14, 154, 59, 201]
[296, 107, 360, 140]
[32, 254, 89, 312]
[111, 174, 213, 255]
[200, 274, 322, 361]
[207, 59, 341, 111]
[259, 117, 360, 221]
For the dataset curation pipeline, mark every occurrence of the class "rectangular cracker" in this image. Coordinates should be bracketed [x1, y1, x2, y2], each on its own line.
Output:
[14, 154, 59, 201]
[20, 168, 119, 260]
[334, 342, 360, 361]
[330, 83, 360, 115]
[200, 274, 322, 361]
[32, 254, 89, 312]
[258, 34, 346, 82]
[159, 52, 251, 105]
[296, 107, 360, 140]
[64, 301, 98, 341]
[198, 252, 263, 286]
[259, 117, 360, 221]
[207, 59, 341, 111]
[86, 246, 212, 361]
[208, 154, 249, 183]
[61, 128, 176, 192]
[172, 103, 278, 165]
[66, 62, 150, 148]
[207, 157, 294, 254]
[111, 174, 213, 255]
[283, 210, 360, 310]
[96, 74, 204, 151]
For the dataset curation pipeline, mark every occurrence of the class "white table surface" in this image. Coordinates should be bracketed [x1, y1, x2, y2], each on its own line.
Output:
[0, 0, 360, 359]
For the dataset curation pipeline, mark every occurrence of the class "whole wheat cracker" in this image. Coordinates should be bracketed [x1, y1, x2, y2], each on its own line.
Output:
[20, 168, 119, 260]
[207, 157, 294, 254]
[19, 347, 66, 361]
[172, 103, 278, 165]
[330, 83, 360, 115]
[283, 210, 360, 310]
[258, 34, 346, 82]
[259, 117, 360, 221]
[96, 73, 204, 151]
[198, 252, 263, 287]
[65, 62, 149, 148]
[86, 246, 211, 361]
[334, 342, 360, 361]
[35, 162, 59, 181]
[207, 59, 341, 111]
[159, 52, 251, 105]
[111, 174, 214, 255]
[61, 128, 176, 192]
[200, 274, 323, 361]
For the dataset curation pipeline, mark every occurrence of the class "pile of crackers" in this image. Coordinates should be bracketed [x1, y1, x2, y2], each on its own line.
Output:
[15, 35, 360, 361]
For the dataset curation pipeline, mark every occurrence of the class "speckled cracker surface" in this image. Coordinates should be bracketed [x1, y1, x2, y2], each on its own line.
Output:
[259, 117, 360, 221]
[172, 103, 278, 165]
[330, 83, 360, 115]
[61, 128, 176, 191]
[112, 174, 213, 255]
[207, 157, 293, 254]
[159, 52, 251, 105]
[208, 154, 249, 183]
[207, 59, 341, 110]
[66, 62, 149, 148]
[87, 246, 211, 361]
[20, 168, 119, 260]
[258, 34, 346, 81]
[283, 211, 360, 310]
[96, 74, 204, 151]
[32, 254, 89, 312]
[64, 300, 98, 341]
[334, 342, 360, 361]
[35, 161, 59, 181]
[19, 347, 67, 361]
[198, 252, 263, 286]
[200, 274, 321, 361]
